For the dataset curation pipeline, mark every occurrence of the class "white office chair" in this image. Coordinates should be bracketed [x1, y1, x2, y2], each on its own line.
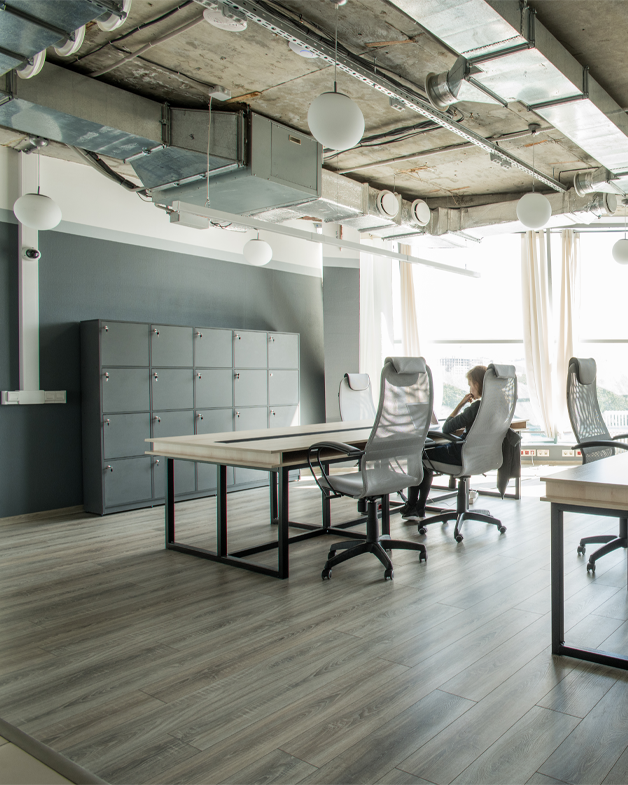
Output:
[338, 373, 376, 423]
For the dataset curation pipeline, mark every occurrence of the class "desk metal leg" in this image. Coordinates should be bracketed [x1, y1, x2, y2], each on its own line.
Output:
[166, 458, 175, 547]
[217, 465, 228, 557]
[270, 471, 278, 524]
[278, 466, 289, 579]
[551, 503, 564, 655]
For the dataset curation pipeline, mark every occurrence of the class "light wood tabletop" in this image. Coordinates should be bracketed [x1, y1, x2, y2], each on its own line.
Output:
[542, 452, 628, 512]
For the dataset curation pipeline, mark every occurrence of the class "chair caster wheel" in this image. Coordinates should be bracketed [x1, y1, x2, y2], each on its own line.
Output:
[384, 568, 394, 580]
[418, 527, 427, 535]
[499, 526, 507, 534]
[455, 534, 464, 543]
[577, 545, 585, 555]
[322, 568, 332, 580]
[587, 562, 595, 574]
[327, 550, 336, 559]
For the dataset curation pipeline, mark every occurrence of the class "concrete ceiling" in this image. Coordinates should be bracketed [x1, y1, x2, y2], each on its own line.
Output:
[6, 0, 627, 210]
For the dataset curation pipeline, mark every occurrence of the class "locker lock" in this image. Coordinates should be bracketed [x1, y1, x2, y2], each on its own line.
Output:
[270, 410, 276, 416]
[152, 328, 160, 336]
[105, 465, 113, 472]
[195, 332, 203, 338]
[196, 413, 204, 420]
[269, 373, 273, 377]
[236, 411, 240, 418]
[153, 373, 158, 380]
[234, 373, 240, 379]
[103, 325, 108, 332]
[153, 415, 161, 423]
[197, 372, 202, 379]
[103, 419, 110, 426]
[269, 336, 275, 342]
[235, 333, 241, 340]
[104, 372, 109, 382]
[154, 459, 160, 466]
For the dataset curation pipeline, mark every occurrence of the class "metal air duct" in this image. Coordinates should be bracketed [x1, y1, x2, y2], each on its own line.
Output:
[388, 0, 628, 190]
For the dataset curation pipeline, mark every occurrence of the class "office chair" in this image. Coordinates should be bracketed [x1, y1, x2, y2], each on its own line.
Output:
[308, 357, 432, 580]
[339, 373, 377, 423]
[567, 357, 628, 573]
[418, 364, 517, 542]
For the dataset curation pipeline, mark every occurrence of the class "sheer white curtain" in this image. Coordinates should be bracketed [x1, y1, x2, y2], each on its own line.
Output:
[359, 251, 394, 402]
[556, 229, 580, 432]
[399, 245, 421, 356]
[521, 230, 557, 437]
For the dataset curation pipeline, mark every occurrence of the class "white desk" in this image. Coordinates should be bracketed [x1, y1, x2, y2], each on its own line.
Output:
[542, 454, 628, 671]
[147, 420, 375, 579]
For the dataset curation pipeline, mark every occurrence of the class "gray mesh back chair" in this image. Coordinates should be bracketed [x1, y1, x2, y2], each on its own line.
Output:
[419, 364, 517, 542]
[567, 357, 628, 573]
[339, 373, 377, 423]
[308, 357, 432, 580]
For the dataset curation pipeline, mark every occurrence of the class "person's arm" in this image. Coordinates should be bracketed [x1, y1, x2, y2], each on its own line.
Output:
[443, 399, 481, 434]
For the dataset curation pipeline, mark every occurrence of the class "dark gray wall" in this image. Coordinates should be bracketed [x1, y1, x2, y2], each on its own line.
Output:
[0, 222, 325, 518]
[322, 265, 360, 421]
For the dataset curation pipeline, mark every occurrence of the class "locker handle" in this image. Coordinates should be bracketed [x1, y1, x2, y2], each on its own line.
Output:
[197, 372, 202, 379]
[104, 372, 109, 382]
[195, 331, 203, 338]
[103, 325, 108, 332]
[235, 333, 241, 340]
[153, 415, 161, 423]
[270, 410, 276, 416]
[269, 373, 273, 377]
[196, 413, 204, 420]
[236, 411, 240, 418]
[152, 328, 160, 336]
[269, 336, 275, 342]
[153, 373, 158, 380]
[234, 373, 240, 379]
[154, 459, 160, 466]
[105, 465, 113, 472]
[104, 419, 110, 426]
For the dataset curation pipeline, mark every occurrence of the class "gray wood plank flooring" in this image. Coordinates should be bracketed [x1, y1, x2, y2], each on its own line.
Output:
[2, 475, 628, 784]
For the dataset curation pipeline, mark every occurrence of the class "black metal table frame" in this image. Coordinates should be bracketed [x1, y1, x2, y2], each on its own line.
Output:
[551, 500, 628, 670]
[165, 457, 387, 579]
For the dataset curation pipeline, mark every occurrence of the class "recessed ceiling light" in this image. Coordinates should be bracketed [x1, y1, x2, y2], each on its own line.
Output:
[289, 40, 318, 59]
[203, 5, 247, 32]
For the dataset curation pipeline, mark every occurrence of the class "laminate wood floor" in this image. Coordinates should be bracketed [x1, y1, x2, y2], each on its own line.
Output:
[2, 473, 628, 784]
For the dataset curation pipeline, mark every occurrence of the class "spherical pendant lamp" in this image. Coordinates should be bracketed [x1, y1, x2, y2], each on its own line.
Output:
[307, 3, 364, 151]
[516, 191, 552, 230]
[308, 91, 364, 151]
[243, 235, 272, 266]
[13, 192, 62, 230]
[612, 238, 628, 264]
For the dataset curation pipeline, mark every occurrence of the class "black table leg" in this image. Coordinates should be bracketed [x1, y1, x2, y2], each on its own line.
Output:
[217, 464, 228, 557]
[270, 471, 278, 524]
[278, 466, 289, 579]
[166, 458, 175, 546]
[551, 503, 565, 655]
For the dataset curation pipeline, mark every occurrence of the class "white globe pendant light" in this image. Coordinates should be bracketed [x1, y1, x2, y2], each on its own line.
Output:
[307, 4, 364, 151]
[243, 234, 272, 266]
[613, 198, 628, 263]
[13, 154, 62, 231]
[516, 191, 552, 230]
[516, 125, 552, 230]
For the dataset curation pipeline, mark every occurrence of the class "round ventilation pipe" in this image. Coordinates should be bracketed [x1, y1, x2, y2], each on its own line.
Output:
[376, 190, 400, 219]
[97, 0, 132, 31]
[54, 26, 86, 56]
[411, 199, 431, 226]
[17, 50, 46, 80]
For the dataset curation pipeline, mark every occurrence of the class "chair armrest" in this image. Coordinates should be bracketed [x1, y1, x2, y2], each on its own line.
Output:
[427, 430, 463, 443]
[307, 441, 365, 497]
[574, 440, 628, 452]
[612, 434, 628, 441]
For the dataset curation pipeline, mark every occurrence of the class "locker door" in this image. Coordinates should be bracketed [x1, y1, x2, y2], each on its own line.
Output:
[104, 457, 152, 507]
[103, 413, 151, 459]
[195, 408, 235, 491]
[152, 411, 196, 495]
[234, 370, 267, 407]
[102, 369, 149, 413]
[100, 322, 149, 366]
[151, 369, 194, 410]
[151, 325, 193, 367]
[195, 369, 233, 409]
[268, 333, 298, 369]
[194, 328, 232, 367]
[233, 331, 267, 367]
[268, 370, 299, 406]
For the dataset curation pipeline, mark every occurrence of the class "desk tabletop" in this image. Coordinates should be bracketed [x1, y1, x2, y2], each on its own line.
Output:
[146, 420, 373, 470]
[542, 452, 628, 510]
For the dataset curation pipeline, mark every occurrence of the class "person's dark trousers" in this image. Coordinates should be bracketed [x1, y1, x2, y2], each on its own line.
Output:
[407, 442, 463, 514]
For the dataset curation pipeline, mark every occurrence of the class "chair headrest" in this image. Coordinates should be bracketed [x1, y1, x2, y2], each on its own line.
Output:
[488, 363, 516, 380]
[386, 357, 427, 374]
[570, 357, 596, 385]
[344, 373, 370, 391]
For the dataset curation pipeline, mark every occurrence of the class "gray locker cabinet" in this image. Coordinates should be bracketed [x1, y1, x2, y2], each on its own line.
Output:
[269, 370, 299, 406]
[102, 368, 150, 413]
[235, 407, 268, 432]
[103, 413, 151, 459]
[195, 328, 232, 367]
[104, 457, 152, 507]
[233, 331, 267, 367]
[151, 325, 193, 367]
[152, 369, 194, 410]
[268, 333, 299, 369]
[195, 369, 233, 409]
[269, 405, 299, 428]
[101, 321, 149, 367]
[234, 370, 268, 407]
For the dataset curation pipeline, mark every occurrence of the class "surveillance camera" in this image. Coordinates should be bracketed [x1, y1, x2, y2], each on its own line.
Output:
[22, 247, 41, 260]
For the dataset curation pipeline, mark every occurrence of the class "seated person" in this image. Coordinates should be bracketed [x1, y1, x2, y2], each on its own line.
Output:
[400, 365, 487, 520]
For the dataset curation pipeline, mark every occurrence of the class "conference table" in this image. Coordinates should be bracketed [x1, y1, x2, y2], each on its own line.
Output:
[146, 420, 376, 579]
[542, 453, 628, 671]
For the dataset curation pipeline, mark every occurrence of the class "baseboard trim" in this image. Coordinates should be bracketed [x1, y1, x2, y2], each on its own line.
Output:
[0, 505, 85, 525]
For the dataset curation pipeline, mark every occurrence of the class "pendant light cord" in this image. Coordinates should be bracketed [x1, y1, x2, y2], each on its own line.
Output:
[334, 5, 338, 93]
[531, 136, 535, 193]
